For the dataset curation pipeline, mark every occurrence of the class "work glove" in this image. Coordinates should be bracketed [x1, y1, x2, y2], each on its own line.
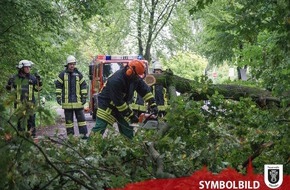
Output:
[81, 97, 86, 105]
[130, 114, 139, 123]
[35, 73, 42, 86]
[56, 97, 62, 105]
[35, 73, 41, 80]
[150, 104, 159, 115]
[6, 77, 13, 91]
[8, 77, 14, 85]
[6, 85, 11, 91]
[148, 98, 158, 115]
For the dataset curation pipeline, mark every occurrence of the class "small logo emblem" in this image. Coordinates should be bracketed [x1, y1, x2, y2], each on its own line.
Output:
[264, 165, 283, 189]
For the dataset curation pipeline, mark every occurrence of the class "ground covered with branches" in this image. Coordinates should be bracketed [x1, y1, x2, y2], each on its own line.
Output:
[0, 88, 289, 189]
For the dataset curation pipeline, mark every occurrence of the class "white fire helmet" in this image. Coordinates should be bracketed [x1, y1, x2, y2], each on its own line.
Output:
[153, 62, 163, 71]
[17, 60, 33, 69]
[66, 55, 77, 65]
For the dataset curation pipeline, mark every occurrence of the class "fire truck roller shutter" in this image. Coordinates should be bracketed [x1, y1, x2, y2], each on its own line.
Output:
[92, 94, 98, 120]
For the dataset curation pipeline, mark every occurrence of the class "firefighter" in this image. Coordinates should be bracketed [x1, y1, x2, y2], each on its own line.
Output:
[6, 60, 43, 137]
[91, 59, 158, 139]
[55, 55, 88, 138]
[152, 62, 168, 117]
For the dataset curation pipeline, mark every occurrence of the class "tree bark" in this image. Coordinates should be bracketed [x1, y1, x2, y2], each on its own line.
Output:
[241, 141, 274, 169]
[149, 70, 282, 107]
[144, 141, 175, 178]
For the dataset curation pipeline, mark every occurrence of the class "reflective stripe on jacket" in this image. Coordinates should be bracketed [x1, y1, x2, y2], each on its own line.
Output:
[6, 72, 41, 108]
[55, 68, 87, 109]
[130, 91, 148, 112]
[151, 84, 169, 111]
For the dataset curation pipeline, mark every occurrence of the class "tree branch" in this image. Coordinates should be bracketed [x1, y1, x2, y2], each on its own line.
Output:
[144, 141, 175, 178]
[242, 141, 274, 168]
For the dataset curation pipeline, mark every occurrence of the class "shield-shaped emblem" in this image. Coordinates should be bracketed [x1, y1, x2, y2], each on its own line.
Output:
[264, 165, 283, 189]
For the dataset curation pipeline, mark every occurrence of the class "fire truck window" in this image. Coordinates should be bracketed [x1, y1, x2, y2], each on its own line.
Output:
[103, 63, 124, 82]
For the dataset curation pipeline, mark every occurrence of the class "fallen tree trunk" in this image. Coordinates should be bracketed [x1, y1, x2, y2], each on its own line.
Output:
[150, 70, 281, 107]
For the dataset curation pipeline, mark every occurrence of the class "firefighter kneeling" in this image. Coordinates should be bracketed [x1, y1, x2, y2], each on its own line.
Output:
[91, 59, 158, 139]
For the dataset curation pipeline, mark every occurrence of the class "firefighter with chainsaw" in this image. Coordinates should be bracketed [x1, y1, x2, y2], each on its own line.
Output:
[151, 62, 168, 117]
[91, 59, 158, 139]
[55, 55, 88, 138]
[6, 60, 43, 137]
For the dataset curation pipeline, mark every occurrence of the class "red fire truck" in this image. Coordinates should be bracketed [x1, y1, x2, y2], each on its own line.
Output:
[88, 55, 150, 120]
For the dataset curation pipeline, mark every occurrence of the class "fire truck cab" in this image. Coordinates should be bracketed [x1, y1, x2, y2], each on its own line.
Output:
[88, 55, 149, 120]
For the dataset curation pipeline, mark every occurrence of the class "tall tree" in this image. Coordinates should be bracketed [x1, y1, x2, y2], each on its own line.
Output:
[191, 0, 290, 93]
[131, 0, 179, 61]
[0, 0, 62, 74]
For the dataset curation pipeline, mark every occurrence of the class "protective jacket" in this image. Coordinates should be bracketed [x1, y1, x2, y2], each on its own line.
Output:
[151, 84, 168, 112]
[130, 92, 147, 113]
[97, 68, 156, 125]
[6, 72, 42, 108]
[55, 68, 87, 109]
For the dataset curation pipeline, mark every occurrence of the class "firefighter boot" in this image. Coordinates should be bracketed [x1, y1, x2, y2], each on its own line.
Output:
[30, 127, 36, 138]
[79, 125, 88, 139]
[66, 127, 75, 136]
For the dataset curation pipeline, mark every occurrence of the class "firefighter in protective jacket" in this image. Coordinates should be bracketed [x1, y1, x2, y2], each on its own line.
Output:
[91, 59, 158, 139]
[6, 60, 42, 137]
[151, 62, 168, 117]
[55, 55, 88, 138]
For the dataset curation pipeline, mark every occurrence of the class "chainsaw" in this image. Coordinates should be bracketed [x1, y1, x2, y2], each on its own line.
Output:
[130, 113, 159, 129]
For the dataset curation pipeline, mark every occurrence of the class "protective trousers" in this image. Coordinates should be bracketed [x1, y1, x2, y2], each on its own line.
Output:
[64, 109, 88, 136]
[92, 115, 134, 139]
[17, 114, 36, 137]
